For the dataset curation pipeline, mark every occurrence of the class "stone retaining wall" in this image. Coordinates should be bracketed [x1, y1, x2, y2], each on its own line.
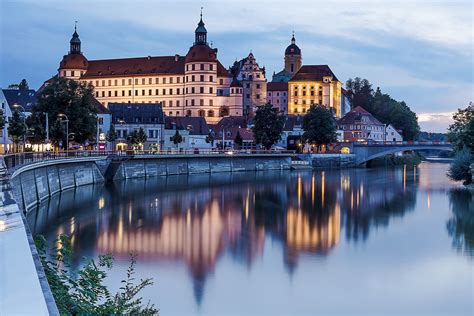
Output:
[310, 154, 356, 169]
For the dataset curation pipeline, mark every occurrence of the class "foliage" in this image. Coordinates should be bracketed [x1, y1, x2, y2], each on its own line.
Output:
[106, 123, 118, 143]
[234, 131, 243, 148]
[32, 77, 97, 147]
[171, 130, 183, 147]
[252, 103, 285, 150]
[368, 152, 422, 167]
[446, 189, 474, 256]
[0, 109, 5, 130]
[8, 79, 29, 90]
[25, 114, 46, 144]
[448, 103, 474, 152]
[345, 78, 420, 140]
[35, 234, 158, 315]
[205, 132, 214, 145]
[447, 148, 472, 185]
[127, 127, 147, 145]
[302, 104, 337, 151]
[8, 110, 27, 150]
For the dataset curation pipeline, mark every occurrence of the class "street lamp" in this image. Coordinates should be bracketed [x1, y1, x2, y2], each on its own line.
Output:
[57, 113, 69, 152]
[13, 104, 26, 152]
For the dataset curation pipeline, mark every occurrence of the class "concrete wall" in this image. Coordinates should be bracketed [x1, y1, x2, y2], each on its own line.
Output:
[11, 161, 105, 211]
[310, 154, 356, 169]
[114, 156, 292, 180]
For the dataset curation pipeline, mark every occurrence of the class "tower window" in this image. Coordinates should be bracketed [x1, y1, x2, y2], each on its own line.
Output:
[210, 75, 213, 82]
[291, 64, 294, 73]
[192, 64, 195, 71]
[200, 64, 204, 70]
[200, 87, 204, 93]
[200, 75, 204, 82]
[210, 64, 213, 71]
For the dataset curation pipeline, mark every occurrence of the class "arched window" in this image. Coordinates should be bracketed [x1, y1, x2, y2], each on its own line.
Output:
[186, 110, 192, 117]
[208, 110, 215, 117]
[198, 110, 205, 117]
[219, 106, 230, 117]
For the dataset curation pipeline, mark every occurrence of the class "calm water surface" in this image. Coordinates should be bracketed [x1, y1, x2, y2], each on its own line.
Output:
[28, 162, 474, 315]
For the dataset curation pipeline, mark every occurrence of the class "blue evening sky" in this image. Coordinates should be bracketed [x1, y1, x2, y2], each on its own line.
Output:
[0, 0, 472, 132]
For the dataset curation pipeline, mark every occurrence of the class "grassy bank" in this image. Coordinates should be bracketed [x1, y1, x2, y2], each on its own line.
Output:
[368, 152, 422, 167]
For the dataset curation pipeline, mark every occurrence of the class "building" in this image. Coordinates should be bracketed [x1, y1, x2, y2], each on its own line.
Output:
[288, 65, 342, 117]
[272, 34, 302, 82]
[267, 82, 288, 113]
[93, 99, 111, 149]
[0, 89, 36, 153]
[108, 103, 164, 151]
[211, 116, 254, 149]
[337, 106, 385, 142]
[341, 88, 352, 116]
[56, 15, 243, 124]
[229, 52, 267, 117]
[385, 124, 403, 142]
[164, 116, 212, 151]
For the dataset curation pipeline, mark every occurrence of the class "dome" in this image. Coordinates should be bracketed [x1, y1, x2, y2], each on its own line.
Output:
[70, 30, 81, 44]
[285, 34, 301, 55]
[59, 53, 88, 70]
[195, 19, 207, 34]
[185, 44, 217, 63]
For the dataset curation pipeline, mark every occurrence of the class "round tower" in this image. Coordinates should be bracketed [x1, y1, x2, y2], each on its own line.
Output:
[284, 33, 302, 76]
[58, 23, 88, 79]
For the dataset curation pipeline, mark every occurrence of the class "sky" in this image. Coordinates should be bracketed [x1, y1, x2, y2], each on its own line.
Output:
[0, 0, 472, 132]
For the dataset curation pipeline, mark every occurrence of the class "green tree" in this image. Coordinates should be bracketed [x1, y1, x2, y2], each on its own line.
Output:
[0, 109, 5, 130]
[252, 103, 285, 150]
[205, 132, 214, 146]
[171, 130, 183, 148]
[8, 79, 29, 90]
[35, 234, 158, 315]
[234, 131, 243, 149]
[345, 77, 373, 109]
[8, 110, 27, 152]
[302, 104, 337, 152]
[448, 103, 474, 152]
[32, 77, 97, 148]
[127, 128, 147, 148]
[106, 124, 118, 150]
[447, 148, 472, 185]
[25, 114, 46, 144]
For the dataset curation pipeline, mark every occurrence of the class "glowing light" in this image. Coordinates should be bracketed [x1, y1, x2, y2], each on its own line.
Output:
[0, 220, 6, 232]
[98, 197, 105, 210]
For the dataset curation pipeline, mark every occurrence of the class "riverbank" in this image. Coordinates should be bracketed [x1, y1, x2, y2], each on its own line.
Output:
[367, 152, 422, 167]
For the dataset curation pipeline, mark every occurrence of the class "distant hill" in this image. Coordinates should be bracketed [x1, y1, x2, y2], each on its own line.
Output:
[418, 131, 448, 142]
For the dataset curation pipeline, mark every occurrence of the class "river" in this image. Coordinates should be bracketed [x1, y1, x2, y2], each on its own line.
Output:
[27, 162, 473, 315]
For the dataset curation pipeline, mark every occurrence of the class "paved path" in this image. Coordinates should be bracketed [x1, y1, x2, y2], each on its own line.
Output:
[0, 159, 54, 315]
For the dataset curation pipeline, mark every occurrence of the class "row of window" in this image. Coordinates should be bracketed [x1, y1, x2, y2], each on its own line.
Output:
[186, 63, 215, 71]
[245, 83, 262, 89]
[64, 70, 85, 77]
[96, 87, 243, 99]
[268, 92, 287, 97]
[342, 125, 384, 131]
[292, 99, 323, 105]
[294, 91, 323, 97]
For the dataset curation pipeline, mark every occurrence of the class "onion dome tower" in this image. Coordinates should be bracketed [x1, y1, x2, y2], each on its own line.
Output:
[58, 22, 88, 79]
[284, 33, 302, 76]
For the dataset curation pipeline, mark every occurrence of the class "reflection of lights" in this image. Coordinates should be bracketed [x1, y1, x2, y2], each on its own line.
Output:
[311, 175, 315, 207]
[70, 217, 75, 235]
[427, 192, 431, 210]
[297, 175, 302, 209]
[98, 197, 105, 210]
[321, 171, 325, 208]
[245, 188, 250, 221]
[0, 220, 6, 232]
[403, 164, 407, 192]
[413, 166, 417, 183]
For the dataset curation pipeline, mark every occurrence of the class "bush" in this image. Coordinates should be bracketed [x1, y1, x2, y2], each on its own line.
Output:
[35, 234, 159, 315]
[447, 149, 473, 185]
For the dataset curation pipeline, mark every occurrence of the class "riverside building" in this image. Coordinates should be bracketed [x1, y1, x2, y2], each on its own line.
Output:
[55, 14, 243, 124]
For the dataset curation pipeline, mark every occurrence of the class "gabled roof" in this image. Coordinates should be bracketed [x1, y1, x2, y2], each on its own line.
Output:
[290, 65, 339, 82]
[165, 116, 210, 135]
[210, 125, 254, 141]
[215, 116, 248, 129]
[338, 106, 384, 126]
[1, 89, 37, 112]
[92, 97, 110, 114]
[108, 103, 164, 124]
[283, 115, 303, 131]
[267, 81, 288, 92]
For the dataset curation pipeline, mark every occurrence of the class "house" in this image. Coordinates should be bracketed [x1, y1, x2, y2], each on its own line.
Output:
[267, 82, 288, 114]
[337, 106, 385, 142]
[211, 116, 254, 149]
[164, 116, 212, 151]
[385, 124, 403, 142]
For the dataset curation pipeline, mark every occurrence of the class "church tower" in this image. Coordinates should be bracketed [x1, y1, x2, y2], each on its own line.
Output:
[284, 33, 302, 76]
[58, 23, 88, 79]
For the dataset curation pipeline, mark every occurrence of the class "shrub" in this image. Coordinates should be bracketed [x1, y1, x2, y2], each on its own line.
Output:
[447, 148, 473, 185]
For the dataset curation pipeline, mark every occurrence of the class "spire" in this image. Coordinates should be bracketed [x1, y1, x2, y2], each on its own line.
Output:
[194, 8, 207, 45]
[291, 31, 296, 44]
[70, 21, 81, 54]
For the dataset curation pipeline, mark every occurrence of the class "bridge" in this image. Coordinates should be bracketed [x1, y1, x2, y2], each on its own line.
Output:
[351, 142, 453, 165]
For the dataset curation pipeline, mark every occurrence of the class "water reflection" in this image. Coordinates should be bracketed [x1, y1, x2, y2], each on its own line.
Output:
[447, 188, 474, 256]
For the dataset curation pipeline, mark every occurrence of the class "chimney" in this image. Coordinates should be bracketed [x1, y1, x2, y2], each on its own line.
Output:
[175, 54, 179, 62]
[147, 56, 151, 60]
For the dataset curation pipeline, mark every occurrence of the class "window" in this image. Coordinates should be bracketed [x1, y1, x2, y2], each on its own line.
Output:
[114, 80, 117, 86]
[96, 80, 99, 86]
[209, 64, 213, 71]
[155, 78, 159, 84]
[108, 91, 111, 97]
[135, 90, 138, 96]
[186, 110, 191, 116]
[141, 78, 145, 85]
[209, 87, 213, 94]
[246, 94, 250, 99]
[149, 130, 154, 138]
[170, 77, 173, 84]
[129, 90, 132, 96]
[219, 79, 223, 85]
[198, 110, 205, 117]
[192, 64, 195, 71]
[208, 110, 214, 117]
[169, 100, 173, 107]
[135, 79, 138, 85]
[102, 80, 105, 86]
[294, 91, 298, 96]
[177, 77, 180, 83]
[102, 91, 105, 97]
[192, 75, 195, 82]
[177, 100, 180, 107]
[122, 90, 125, 96]
[256, 94, 260, 99]
[209, 100, 213, 106]
[169, 111, 173, 115]
[209, 75, 213, 82]
[256, 84, 260, 89]
[122, 79, 125, 85]
[169, 89, 173, 95]
[186, 87, 188, 94]
[149, 78, 152, 84]
[303, 91, 306, 96]
[191, 99, 195, 106]
[71, 71, 75, 77]
[177, 88, 180, 95]
[191, 87, 195, 94]
[156, 89, 159, 95]
[200, 64, 204, 70]
[128, 79, 132, 85]
[163, 78, 166, 84]
[115, 91, 118, 97]
[200, 87, 204, 93]
[142, 90, 145, 96]
[200, 99, 204, 106]
[246, 83, 250, 88]
[162, 100, 166, 107]
[95, 91, 99, 97]
[162, 89, 166, 95]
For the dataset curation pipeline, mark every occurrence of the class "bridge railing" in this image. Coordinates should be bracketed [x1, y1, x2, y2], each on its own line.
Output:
[351, 141, 451, 146]
[1, 149, 297, 171]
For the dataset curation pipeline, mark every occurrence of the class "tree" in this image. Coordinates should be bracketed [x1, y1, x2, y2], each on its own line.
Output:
[106, 124, 118, 150]
[447, 149, 472, 185]
[234, 131, 243, 149]
[8, 110, 27, 152]
[35, 234, 158, 315]
[345, 77, 373, 109]
[127, 128, 147, 149]
[8, 79, 29, 90]
[171, 130, 183, 149]
[32, 77, 98, 148]
[448, 103, 474, 152]
[205, 132, 214, 146]
[25, 114, 46, 144]
[302, 104, 337, 152]
[252, 103, 285, 150]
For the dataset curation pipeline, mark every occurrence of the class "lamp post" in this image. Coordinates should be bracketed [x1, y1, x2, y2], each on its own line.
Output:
[57, 113, 69, 153]
[13, 104, 26, 152]
[43, 112, 49, 149]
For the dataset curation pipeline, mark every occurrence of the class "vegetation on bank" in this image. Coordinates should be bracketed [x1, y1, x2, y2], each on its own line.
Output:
[35, 234, 158, 315]
[367, 152, 422, 167]
[447, 103, 473, 185]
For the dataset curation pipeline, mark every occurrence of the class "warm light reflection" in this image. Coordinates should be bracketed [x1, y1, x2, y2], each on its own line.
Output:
[321, 171, 325, 208]
[98, 197, 105, 210]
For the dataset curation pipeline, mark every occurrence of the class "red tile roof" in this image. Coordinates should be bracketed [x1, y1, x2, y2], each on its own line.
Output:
[338, 106, 384, 126]
[290, 65, 339, 82]
[267, 81, 288, 91]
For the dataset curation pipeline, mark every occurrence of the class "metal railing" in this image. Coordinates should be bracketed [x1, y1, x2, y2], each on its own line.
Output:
[1, 149, 297, 171]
